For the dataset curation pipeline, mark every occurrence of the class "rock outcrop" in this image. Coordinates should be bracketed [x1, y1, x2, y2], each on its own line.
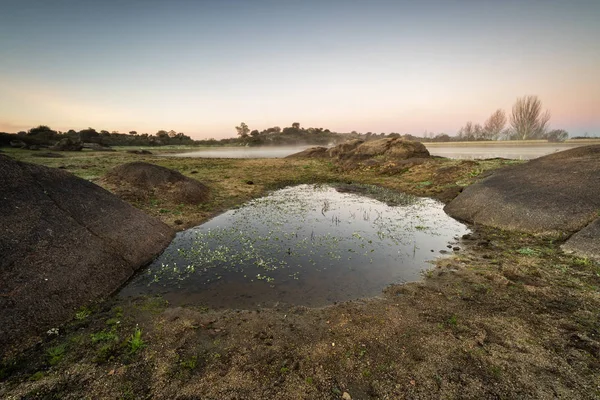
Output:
[445, 145, 600, 259]
[50, 137, 83, 151]
[287, 138, 430, 169]
[102, 162, 210, 205]
[0, 155, 174, 356]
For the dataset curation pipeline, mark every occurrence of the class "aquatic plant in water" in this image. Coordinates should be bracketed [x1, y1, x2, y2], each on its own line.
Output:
[122, 184, 468, 307]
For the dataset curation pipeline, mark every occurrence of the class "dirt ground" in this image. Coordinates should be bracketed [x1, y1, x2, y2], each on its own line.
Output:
[1, 148, 599, 399]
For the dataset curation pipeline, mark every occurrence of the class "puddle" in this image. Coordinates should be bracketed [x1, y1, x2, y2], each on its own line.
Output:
[119, 184, 469, 308]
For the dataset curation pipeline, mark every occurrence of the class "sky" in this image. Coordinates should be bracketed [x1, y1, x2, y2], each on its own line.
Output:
[0, 0, 598, 139]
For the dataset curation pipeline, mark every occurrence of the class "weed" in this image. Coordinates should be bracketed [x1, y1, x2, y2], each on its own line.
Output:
[447, 315, 458, 327]
[573, 257, 591, 267]
[91, 330, 118, 343]
[180, 356, 198, 370]
[28, 371, 45, 381]
[305, 377, 314, 384]
[280, 367, 289, 374]
[517, 247, 540, 256]
[74, 306, 92, 320]
[128, 326, 145, 354]
[112, 306, 124, 317]
[94, 343, 119, 364]
[47, 344, 66, 366]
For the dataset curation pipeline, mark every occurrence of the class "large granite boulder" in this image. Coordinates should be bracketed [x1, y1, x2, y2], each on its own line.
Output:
[50, 137, 83, 151]
[102, 162, 210, 205]
[287, 138, 430, 170]
[445, 145, 600, 259]
[0, 155, 174, 357]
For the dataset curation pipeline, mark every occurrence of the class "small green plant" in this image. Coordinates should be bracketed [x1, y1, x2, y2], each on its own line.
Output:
[128, 326, 145, 354]
[573, 257, 591, 267]
[280, 367, 289, 374]
[180, 356, 198, 370]
[305, 377, 314, 384]
[91, 330, 118, 343]
[447, 315, 458, 327]
[47, 344, 66, 366]
[112, 306, 124, 317]
[517, 247, 540, 256]
[74, 306, 92, 320]
[29, 371, 45, 381]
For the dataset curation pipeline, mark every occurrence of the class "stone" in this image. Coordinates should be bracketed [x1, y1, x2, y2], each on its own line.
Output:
[50, 137, 83, 151]
[0, 155, 174, 357]
[102, 162, 210, 205]
[445, 145, 600, 236]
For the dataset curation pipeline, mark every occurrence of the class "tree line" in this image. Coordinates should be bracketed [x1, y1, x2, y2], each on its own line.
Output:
[0, 95, 580, 148]
[455, 95, 569, 142]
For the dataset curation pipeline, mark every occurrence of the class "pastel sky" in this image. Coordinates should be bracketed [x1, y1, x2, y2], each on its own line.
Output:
[1, 0, 598, 139]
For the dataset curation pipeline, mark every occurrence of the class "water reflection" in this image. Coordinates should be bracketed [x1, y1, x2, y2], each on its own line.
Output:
[120, 184, 469, 308]
[425, 143, 588, 160]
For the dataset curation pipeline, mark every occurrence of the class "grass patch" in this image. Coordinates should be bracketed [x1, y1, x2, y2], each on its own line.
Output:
[47, 344, 67, 366]
[128, 326, 145, 354]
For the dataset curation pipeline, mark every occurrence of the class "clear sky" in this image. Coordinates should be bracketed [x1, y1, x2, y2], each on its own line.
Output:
[0, 0, 598, 139]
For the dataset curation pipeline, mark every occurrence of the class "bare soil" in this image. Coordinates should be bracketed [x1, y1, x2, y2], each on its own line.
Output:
[1, 148, 598, 399]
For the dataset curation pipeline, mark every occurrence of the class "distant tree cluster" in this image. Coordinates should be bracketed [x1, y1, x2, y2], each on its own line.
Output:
[234, 122, 339, 146]
[456, 96, 569, 142]
[0, 126, 196, 148]
[0, 97, 582, 150]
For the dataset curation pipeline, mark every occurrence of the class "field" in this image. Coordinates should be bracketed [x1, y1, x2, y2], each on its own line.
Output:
[1, 148, 599, 399]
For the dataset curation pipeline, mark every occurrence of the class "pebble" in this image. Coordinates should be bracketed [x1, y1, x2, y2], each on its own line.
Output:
[342, 392, 352, 400]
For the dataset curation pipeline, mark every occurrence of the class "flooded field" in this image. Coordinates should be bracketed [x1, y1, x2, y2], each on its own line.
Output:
[164, 142, 596, 160]
[425, 142, 593, 160]
[163, 145, 313, 158]
[120, 184, 469, 308]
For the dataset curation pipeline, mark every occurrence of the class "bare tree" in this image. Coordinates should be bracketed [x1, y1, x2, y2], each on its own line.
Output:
[510, 96, 550, 140]
[483, 109, 507, 140]
[457, 121, 475, 141]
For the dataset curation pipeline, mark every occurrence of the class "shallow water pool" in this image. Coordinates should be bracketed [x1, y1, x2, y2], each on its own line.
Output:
[119, 184, 469, 308]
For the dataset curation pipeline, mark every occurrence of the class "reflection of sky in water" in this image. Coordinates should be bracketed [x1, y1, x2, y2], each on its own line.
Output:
[426, 144, 587, 160]
[120, 185, 469, 308]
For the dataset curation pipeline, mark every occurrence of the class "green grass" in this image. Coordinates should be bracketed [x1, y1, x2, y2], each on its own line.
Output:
[128, 326, 145, 354]
[47, 344, 67, 366]
[91, 330, 118, 343]
[74, 306, 92, 320]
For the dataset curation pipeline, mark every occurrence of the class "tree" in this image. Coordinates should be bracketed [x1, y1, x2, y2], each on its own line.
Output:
[510, 96, 550, 140]
[250, 129, 260, 137]
[79, 127, 99, 142]
[156, 130, 169, 138]
[235, 122, 250, 138]
[546, 129, 569, 142]
[291, 122, 300, 129]
[483, 109, 507, 140]
[27, 125, 56, 141]
[129, 131, 137, 135]
[457, 121, 475, 141]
